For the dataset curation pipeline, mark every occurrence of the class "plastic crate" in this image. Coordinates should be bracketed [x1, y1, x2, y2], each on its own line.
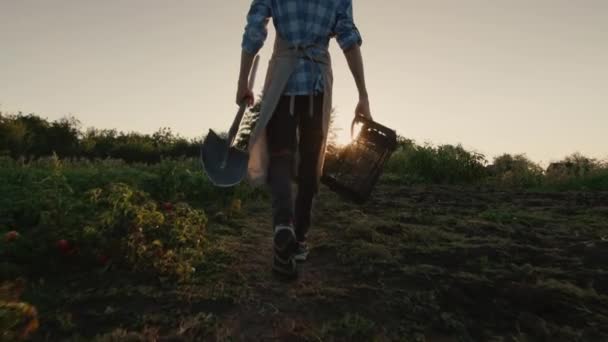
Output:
[322, 115, 397, 203]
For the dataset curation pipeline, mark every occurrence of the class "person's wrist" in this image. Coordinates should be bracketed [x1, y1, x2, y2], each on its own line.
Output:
[238, 79, 247, 87]
[359, 92, 369, 101]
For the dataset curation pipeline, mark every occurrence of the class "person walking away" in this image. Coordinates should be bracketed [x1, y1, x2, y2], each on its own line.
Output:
[236, 0, 372, 278]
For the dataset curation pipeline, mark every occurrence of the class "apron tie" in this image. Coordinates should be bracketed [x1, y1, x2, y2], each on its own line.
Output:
[289, 95, 296, 116]
[289, 43, 325, 118]
[309, 94, 314, 118]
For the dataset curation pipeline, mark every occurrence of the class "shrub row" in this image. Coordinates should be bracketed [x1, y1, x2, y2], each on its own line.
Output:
[0, 156, 265, 283]
[383, 137, 608, 190]
[0, 113, 200, 163]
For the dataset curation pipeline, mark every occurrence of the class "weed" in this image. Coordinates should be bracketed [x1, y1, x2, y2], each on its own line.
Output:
[321, 313, 376, 340]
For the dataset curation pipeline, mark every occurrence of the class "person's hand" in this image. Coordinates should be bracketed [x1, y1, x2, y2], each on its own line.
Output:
[355, 96, 372, 120]
[236, 81, 254, 107]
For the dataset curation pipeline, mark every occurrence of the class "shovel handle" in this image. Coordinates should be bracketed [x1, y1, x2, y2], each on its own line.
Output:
[227, 55, 260, 145]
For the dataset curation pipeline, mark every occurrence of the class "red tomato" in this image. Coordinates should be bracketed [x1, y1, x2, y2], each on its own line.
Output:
[161, 202, 174, 212]
[97, 254, 110, 266]
[56, 239, 71, 254]
[4, 231, 20, 242]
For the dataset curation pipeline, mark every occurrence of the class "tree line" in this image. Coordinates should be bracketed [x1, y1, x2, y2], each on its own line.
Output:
[0, 112, 201, 163]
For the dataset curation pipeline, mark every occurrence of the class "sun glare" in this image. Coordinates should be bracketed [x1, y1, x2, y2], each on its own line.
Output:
[335, 121, 363, 147]
[335, 129, 352, 147]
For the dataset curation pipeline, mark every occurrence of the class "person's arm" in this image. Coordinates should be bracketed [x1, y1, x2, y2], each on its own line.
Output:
[237, 50, 257, 106]
[237, 0, 271, 106]
[344, 45, 371, 119]
[335, 0, 371, 119]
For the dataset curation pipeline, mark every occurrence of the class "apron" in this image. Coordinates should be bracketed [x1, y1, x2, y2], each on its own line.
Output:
[246, 35, 334, 191]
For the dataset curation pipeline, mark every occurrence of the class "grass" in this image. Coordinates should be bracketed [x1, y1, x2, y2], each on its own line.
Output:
[321, 313, 376, 340]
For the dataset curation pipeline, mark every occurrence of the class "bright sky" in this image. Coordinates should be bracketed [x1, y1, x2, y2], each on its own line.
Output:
[1, 0, 607, 164]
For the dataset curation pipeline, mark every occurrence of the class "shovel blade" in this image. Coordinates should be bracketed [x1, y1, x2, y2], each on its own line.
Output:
[201, 129, 249, 187]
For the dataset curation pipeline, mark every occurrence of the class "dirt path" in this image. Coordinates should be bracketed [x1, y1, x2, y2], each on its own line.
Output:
[214, 196, 359, 341]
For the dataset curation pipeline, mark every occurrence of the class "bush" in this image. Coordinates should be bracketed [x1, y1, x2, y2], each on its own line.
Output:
[2, 182, 208, 282]
[83, 183, 207, 281]
[0, 157, 209, 282]
[386, 137, 487, 184]
[487, 154, 544, 188]
[544, 153, 608, 191]
[0, 112, 201, 162]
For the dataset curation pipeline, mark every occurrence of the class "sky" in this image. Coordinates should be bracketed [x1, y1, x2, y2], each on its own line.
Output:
[1, 0, 607, 165]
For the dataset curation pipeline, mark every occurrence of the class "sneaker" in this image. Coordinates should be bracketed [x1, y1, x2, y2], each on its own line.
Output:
[294, 241, 309, 262]
[273, 224, 296, 253]
[272, 224, 298, 278]
[272, 252, 297, 279]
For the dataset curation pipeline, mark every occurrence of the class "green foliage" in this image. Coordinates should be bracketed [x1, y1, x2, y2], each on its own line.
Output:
[4, 111, 606, 191]
[0, 112, 200, 163]
[487, 154, 544, 188]
[383, 136, 607, 191]
[0, 158, 234, 282]
[479, 209, 519, 225]
[321, 313, 376, 340]
[0, 113, 81, 159]
[386, 136, 487, 184]
[84, 183, 207, 281]
[543, 153, 608, 191]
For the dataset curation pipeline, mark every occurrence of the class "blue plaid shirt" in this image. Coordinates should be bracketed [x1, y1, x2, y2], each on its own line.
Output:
[242, 0, 362, 95]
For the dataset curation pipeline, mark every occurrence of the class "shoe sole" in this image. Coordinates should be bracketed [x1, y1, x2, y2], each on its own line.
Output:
[294, 252, 309, 262]
[274, 227, 297, 255]
[272, 258, 298, 279]
[273, 227, 298, 278]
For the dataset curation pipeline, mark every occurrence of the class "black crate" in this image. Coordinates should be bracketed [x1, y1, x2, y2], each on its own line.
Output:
[322, 115, 397, 203]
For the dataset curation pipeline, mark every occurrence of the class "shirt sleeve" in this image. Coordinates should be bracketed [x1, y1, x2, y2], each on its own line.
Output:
[334, 0, 362, 51]
[241, 0, 272, 55]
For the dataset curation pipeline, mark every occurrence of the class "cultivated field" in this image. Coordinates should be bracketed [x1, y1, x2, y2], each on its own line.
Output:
[2, 157, 608, 341]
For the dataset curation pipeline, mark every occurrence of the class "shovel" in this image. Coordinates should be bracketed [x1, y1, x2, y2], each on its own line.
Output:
[201, 55, 260, 187]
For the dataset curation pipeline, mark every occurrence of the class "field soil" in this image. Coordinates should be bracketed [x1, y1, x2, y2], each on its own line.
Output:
[10, 183, 608, 341]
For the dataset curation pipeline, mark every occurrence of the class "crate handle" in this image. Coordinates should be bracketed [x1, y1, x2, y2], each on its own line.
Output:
[351, 113, 371, 140]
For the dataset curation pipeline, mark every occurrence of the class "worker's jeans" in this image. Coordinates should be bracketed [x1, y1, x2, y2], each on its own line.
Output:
[266, 93, 325, 242]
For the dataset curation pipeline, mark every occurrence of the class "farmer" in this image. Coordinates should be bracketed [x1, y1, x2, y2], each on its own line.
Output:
[236, 0, 371, 278]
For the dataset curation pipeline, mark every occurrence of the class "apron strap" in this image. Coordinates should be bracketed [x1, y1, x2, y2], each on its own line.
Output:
[289, 43, 326, 118]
